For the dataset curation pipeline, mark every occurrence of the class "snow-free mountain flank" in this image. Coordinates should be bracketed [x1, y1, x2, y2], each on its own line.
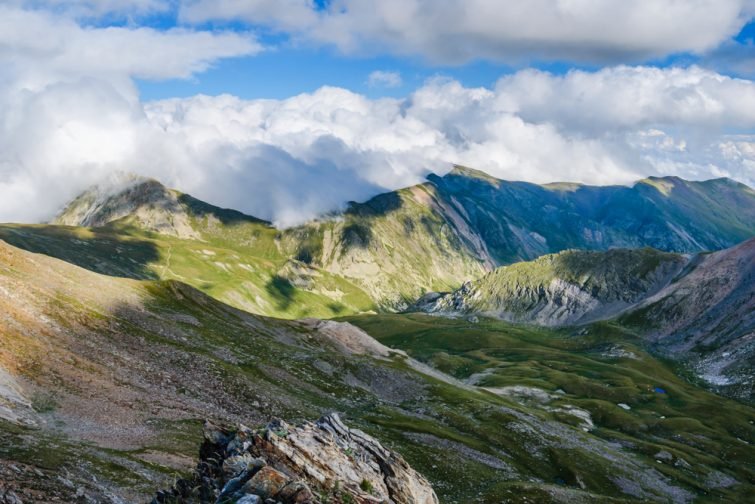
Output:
[40, 167, 755, 314]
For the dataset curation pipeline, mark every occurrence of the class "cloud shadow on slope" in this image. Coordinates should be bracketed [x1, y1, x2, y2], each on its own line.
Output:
[0, 224, 160, 280]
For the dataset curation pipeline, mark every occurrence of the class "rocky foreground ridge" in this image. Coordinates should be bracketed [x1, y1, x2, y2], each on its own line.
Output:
[153, 413, 437, 504]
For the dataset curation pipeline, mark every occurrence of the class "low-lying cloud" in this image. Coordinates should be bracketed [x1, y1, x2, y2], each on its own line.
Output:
[2, 64, 755, 227]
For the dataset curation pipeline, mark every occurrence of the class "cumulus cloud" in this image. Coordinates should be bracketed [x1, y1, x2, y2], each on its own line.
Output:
[0, 4, 260, 223]
[367, 70, 402, 88]
[0, 6, 261, 93]
[494, 65, 755, 131]
[4, 60, 755, 227]
[1, 4, 755, 228]
[9, 0, 171, 18]
[180, 0, 319, 30]
[180, 0, 755, 64]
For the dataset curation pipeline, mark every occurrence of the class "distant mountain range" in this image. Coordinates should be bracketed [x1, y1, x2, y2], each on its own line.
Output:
[3, 166, 746, 398]
[40, 166, 755, 314]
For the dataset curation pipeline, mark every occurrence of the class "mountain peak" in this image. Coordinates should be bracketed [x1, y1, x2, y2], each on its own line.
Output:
[54, 174, 269, 239]
[445, 164, 500, 182]
[53, 174, 200, 238]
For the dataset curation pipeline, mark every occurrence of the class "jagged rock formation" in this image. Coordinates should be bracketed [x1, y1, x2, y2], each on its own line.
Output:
[413, 248, 688, 326]
[153, 414, 438, 504]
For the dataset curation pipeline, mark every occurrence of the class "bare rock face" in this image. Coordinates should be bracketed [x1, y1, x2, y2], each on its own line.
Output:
[152, 413, 438, 504]
[0, 366, 37, 428]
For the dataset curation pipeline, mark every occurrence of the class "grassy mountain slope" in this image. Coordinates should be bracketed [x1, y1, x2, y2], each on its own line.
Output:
[287, 183, 493, 308]
[2, 239, 753, 503]
[344, 313, 755, 503]
[298, 168, 755, 308]
[3, 167, 753, 319]
[414, 248, 688, 326]
[0, 222, 378, 320]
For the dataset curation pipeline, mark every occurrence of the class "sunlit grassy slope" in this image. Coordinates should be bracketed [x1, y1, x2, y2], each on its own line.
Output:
[344, 313, 755, 501]
[0, 222, 376, 319]
[1, 239, 753, 502]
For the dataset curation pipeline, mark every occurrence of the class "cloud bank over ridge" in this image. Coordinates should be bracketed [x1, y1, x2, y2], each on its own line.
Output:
[0, 3, 754, 227]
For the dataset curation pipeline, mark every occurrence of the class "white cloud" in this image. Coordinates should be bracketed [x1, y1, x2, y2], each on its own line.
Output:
[367, 70, 402, 88]
[4, 0, 174, 21]
[0, 4, 754, 227]
[0, 4, 260, 223]
[180, 0, 755, 64]
[180, 0, 319, 30]
[5, 62, 755, 227]
[493, 65, 755, 131]
[0, 6, 261, 93]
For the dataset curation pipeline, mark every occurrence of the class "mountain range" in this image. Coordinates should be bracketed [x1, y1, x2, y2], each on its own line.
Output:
[1, 167, 754, 503]
[3, 166, 751, 318]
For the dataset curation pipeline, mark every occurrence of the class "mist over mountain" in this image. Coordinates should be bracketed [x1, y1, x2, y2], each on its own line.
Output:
[42, 167, 755, 312]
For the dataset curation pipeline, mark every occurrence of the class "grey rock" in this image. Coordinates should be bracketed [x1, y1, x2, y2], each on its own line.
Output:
[654, 450, 673, 462]
[235, 495, 261, 504]
[2, 491, 23, 504]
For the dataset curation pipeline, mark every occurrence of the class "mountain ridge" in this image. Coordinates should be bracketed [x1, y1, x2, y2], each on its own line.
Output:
[41, 166, 755, 315]
[412, 247, 690, 326]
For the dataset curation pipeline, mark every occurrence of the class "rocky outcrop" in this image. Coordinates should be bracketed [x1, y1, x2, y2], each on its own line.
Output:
[53, 175, 201, 239]
[153, 414, 438, 504]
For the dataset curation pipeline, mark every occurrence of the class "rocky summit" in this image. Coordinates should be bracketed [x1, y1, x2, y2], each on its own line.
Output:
[154, 414, 437, 504]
